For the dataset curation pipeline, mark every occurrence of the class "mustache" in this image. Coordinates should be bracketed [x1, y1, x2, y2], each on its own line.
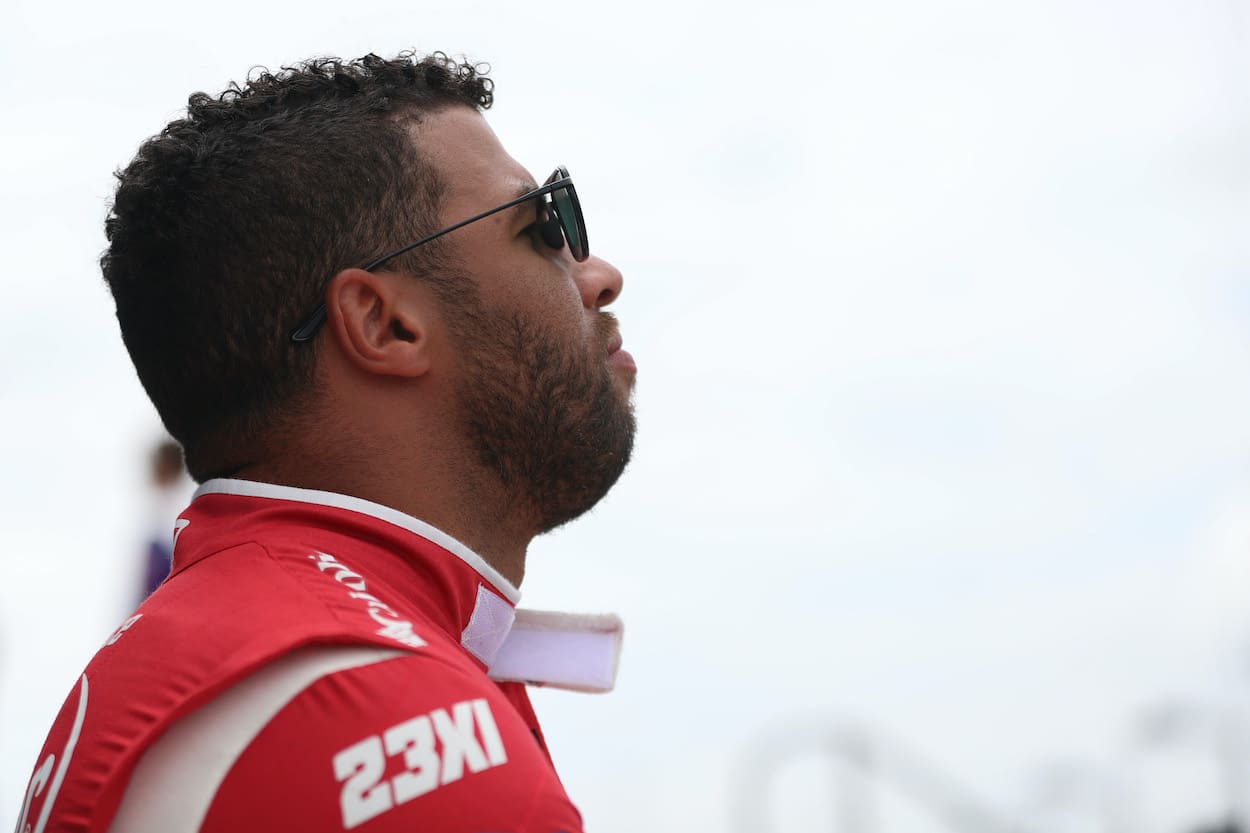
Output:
[595, 311, 620, 345]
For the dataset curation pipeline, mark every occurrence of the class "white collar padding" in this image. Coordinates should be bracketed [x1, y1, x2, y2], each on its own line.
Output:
[488, 610, 623, 693]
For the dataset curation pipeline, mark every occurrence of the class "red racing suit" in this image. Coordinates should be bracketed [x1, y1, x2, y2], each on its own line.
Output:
[16, 479, 620, 833]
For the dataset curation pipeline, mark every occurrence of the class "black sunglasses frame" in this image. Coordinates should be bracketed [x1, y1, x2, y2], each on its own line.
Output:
[290, 166, 588, 343]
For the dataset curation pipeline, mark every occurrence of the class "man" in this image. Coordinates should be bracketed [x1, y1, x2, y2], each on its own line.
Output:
[17, 51, 635, 833]
[136, 438, 189, 603]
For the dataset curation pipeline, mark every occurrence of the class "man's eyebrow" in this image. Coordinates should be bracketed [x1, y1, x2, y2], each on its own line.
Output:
[502, 180, 542, 221]
[512, 180, 540, 199]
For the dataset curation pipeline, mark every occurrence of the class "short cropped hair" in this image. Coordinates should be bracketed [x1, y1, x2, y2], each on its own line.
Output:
[102, 51, 493, 481]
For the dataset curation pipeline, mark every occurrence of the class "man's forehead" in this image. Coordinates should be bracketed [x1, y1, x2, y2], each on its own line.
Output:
[409, 107, 536, 206]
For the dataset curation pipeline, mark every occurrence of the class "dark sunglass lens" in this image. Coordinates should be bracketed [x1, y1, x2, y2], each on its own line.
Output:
[551, 185, 587, 261]
[539, 201, 565, 249]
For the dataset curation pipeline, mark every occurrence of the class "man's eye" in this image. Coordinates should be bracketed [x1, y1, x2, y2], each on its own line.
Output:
[522, 204, 565, 252]
[520, 203, 549, 237]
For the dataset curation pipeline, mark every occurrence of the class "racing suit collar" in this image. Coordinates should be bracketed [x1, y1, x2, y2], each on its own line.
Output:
[178, 478, 622, 691]
[184, 477, 520, 666]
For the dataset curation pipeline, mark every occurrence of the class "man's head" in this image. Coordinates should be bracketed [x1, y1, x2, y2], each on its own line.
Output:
[103, 51, 635, 535]
[103, 52, 490, 480]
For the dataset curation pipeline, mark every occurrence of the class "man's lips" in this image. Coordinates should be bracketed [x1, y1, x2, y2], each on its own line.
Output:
[606, 332, 636, 372]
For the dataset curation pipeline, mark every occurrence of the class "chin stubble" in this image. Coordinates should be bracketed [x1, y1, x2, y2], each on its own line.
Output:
[455, 311, 635, 533]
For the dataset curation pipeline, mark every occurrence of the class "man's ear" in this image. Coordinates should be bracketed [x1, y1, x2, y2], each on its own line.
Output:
[323, 268, 432, 378]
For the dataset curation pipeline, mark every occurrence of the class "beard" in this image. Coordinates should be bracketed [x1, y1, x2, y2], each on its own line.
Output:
[450, 304, 636, 534]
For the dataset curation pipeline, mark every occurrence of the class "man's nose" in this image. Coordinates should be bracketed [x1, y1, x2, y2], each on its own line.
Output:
[574, 255, 624, 310]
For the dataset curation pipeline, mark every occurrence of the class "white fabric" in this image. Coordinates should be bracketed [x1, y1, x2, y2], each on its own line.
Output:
[108, 645, 405, 833]
[193, 479, 521, 604]
[20, 676, 88, 833]
[460, 583, 518, 665]
[488, 611, 623, 693]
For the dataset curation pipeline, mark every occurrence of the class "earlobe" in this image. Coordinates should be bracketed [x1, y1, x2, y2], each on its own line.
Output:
[324, 268, 431, 378]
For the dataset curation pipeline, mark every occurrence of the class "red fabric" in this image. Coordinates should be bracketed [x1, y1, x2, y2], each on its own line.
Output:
[17, 485, 583, 833]
[201, 655, 580, 832]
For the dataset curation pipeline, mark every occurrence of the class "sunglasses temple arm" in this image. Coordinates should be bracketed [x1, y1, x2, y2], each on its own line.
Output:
[290, 305, 327, 343]
[363, 178, 573, 272]
[289, 177, 574, 343]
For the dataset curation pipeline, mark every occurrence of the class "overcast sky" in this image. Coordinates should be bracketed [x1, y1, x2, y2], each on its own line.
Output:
[2, 1, 1248, 831]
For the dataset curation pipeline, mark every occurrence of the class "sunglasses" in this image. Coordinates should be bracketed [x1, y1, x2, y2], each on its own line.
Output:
[290, 166, 589, 343]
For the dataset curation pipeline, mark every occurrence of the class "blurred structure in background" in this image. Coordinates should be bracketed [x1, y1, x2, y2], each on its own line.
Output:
[136, 438, 187, 604]
[1128, 701, 1250, 833]
[734, 707, 1250, 833]
[731, 717, 1034, 833]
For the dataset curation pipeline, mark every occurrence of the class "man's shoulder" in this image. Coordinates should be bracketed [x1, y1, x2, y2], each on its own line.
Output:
[150, 534, 447, 654]
[111, 645, 583, 833]
[88, 534, 472, 746]
[21, 535, 484, 833]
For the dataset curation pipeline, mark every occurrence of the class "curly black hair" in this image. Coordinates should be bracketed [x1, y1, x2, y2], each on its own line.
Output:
[101, 51, 493, 481]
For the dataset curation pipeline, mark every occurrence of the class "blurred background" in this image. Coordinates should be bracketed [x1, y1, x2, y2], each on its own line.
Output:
[2, 0, 1248, 831]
